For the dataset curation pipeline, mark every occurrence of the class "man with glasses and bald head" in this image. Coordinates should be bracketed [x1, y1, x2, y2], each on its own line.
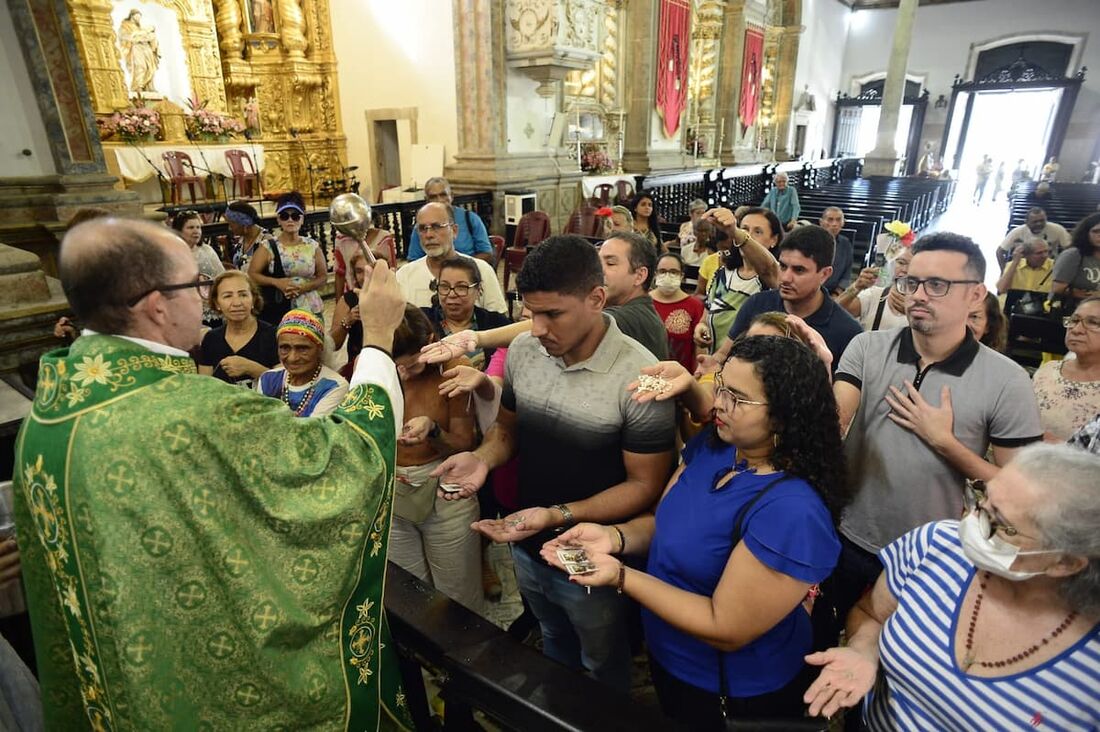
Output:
[825, 231, 1042, 648]
[397, 201, 508, 314]
[405, 176, 494, 263]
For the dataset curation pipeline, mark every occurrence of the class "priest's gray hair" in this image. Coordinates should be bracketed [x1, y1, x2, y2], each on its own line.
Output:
[1020, 443, 1100, 615]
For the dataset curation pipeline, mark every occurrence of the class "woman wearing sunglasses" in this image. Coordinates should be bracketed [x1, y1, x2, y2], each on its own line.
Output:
[248, 191, 327, 324]
[541, 336, 849, 728]
[804, 444, 1100, 730]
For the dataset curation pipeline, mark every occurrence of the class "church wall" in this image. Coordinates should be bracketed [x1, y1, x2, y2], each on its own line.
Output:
[841, 0, 1100, 180]
[792, 0, 850, 160]
[329, 0, 460, 193]
[506, 70, 553, 154]
[0, 0, 56, 176]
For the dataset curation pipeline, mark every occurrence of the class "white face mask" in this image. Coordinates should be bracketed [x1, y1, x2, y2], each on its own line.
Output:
[654, 273, 682, 293]
[958, 510, 1060, 581]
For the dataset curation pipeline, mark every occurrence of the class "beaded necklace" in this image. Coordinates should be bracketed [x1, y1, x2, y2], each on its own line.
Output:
[962, 571, 1078, 671]
[282, 365, 322, 417]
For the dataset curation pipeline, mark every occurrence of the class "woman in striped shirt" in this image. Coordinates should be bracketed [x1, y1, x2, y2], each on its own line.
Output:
[804, 443, 1100, 731]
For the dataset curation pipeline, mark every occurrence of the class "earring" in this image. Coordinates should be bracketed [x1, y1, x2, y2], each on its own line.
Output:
[772, 433, 780, 448]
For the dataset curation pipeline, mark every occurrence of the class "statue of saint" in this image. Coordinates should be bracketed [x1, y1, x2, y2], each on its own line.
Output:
[250, 0, 276, 33]
[118, 10, 160, 95]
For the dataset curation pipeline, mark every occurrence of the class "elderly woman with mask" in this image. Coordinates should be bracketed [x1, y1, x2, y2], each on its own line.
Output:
[257, 310, 347, 418]
[804, 443, 1100, 729]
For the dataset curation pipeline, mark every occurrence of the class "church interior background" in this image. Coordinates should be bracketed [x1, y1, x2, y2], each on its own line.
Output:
[0, 0, 1098, 379]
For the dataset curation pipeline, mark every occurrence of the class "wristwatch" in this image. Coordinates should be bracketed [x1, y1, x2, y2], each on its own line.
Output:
[551, 503, 574, 527]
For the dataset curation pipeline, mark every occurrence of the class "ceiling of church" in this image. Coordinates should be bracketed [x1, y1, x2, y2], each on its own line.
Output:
[839, 0, 985, 8]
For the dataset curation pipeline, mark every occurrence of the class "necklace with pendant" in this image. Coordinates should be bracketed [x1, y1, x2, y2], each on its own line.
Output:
[282, 365, 322, 416]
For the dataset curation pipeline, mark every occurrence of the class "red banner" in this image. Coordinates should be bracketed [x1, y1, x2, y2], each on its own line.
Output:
[739, 28, 764, 132]
[655, 0, 691, 138]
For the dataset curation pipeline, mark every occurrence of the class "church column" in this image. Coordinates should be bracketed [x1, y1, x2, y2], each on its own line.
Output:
[770, 23, 801, 160]
[863, 0, 918, 176]
[451, 0, 507, 162]
[621, 0, 689, 173]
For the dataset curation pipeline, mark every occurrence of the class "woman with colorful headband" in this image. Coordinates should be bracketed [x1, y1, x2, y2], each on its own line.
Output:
[257, 310, 347, 418]
[248, 191, 327, 325]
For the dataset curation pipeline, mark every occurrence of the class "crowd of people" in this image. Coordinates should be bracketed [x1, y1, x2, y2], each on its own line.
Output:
[1, 172, 1099, 731]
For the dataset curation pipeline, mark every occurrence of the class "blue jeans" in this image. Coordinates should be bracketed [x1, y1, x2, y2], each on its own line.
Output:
[512, 545, 631, 692]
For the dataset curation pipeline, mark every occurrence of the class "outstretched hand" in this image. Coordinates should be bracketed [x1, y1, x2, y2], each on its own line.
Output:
[472, 507, 556, 544]
[626, 361, 695, 403]
[419, 331, 477, 364]
[430, 451, 489, 500]
[803, 647, 878, 719]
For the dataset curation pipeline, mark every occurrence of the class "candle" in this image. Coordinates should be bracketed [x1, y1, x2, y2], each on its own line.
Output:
[719, 118, 725, 152]
[576, 109, 582, 172]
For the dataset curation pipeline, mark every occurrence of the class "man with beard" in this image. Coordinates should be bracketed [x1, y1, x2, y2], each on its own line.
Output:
[707, 225, 861, 372]
[397, 202, 507, 314]
[826, 232, 1042, 645]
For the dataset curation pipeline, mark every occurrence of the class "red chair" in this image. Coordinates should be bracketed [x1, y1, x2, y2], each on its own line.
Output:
[513, 211, 552, 249]
[376, 234, 397, 269]
[591, 183, 614, 206]
[502, 246, 529, 297]
[162, 151, 206, 206]
[614, 180, 635, 206]
[489, 235, 506, 265]
[563, 205, 602, 238]
[224, 149, 261, 199]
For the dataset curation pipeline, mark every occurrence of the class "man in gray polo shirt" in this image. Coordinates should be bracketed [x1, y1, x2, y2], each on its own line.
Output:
[828, 232, 1042, 641]
[433, 236, 675, 691]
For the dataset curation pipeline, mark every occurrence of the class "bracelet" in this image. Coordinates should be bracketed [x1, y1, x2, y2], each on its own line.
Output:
[551, 503, 574, 527]
[340, 318, 349, 330]
[616, 563, 626, 594]
[611, 525, 626, 555]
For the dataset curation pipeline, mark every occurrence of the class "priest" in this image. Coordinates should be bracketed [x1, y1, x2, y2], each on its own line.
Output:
[14, 218, 413, 730]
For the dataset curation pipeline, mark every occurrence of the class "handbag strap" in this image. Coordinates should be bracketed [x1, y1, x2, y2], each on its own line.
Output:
[716, 473, 793, 711]
[871, 291, 889, 331]
[268, 237, 286, 278]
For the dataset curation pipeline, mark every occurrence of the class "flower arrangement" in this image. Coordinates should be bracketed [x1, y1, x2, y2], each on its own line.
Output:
[185, 96, 246, 141]
[580, 143, 613, 174]
[98, 105, 162, 142]
[883, 220, 916, 246]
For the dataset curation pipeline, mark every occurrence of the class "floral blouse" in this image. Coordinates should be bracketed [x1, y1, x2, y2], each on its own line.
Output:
[262, 236, 324, 317]
[1032, 359, 1100, 440]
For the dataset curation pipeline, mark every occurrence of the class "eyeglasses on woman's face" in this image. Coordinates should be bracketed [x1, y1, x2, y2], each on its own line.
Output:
[713, 371, 768, 411]
[963, 479, 1040, 540]
[1063, 314, 1100, 333]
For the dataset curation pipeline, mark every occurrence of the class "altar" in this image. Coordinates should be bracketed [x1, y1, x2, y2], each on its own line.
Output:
[105, 141, 266, 205]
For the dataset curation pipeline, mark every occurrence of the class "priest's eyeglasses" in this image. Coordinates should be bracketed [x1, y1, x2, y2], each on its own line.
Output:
[894, 276, 980, 298]
[127, 274, 214, 306]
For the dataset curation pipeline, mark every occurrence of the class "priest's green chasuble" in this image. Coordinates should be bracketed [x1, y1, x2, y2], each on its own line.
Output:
[13, 335, 413, 730]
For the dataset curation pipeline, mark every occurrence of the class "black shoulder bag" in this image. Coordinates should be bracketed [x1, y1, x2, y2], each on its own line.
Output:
[717, 474, 829, 731]
[259, 238, 292, 325]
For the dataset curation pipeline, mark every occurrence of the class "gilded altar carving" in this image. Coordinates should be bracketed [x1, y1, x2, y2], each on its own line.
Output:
[688, 0, 724, 125]
[69, 0, 348, 199]
[506, 0, 606, 95]
[564, 1, 622, 109]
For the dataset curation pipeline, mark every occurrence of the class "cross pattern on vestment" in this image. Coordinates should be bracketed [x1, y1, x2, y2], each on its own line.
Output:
[165, 424, 191, 451]
[253, 603, 278, 631]
[192, 488, 216, 516]
[307, 675, 326, 701]
[141, 528, 172, 556]
[291, 557, 319, 584]
[235, 684, 261, 706]
[107, 466, 134, 495]
[209, 633, 234, 658]
[226, 549, 249, 575]
[340, 522, 365, 545]
[177, 582, 205, 608]
[126, 635, 153, 664]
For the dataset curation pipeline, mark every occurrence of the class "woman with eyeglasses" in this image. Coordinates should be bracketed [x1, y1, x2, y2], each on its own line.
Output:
[541, 336, 848, 728]
[420, 256, 511, 372]
[651, 252, 704, 373]
[1031, 295, 1100, 441]
[804, 444, 1100, 730]
[172, 210, 225, 327]
[248, 191, 327, 325]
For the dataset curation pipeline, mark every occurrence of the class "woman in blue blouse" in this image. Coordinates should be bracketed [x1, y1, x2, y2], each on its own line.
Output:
[542, 336, 849, 728]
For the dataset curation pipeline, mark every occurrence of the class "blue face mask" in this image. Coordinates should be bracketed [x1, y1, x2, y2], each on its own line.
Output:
[958, 510, 1060, 581]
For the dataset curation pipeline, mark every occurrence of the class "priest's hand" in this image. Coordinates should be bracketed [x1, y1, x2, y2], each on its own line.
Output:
[431, 451, 489, 500]
[359, 260, 406, 353]
[785, 314, 833, 372]
[0, 538, 20, 588]
[472, 507, 556, 543]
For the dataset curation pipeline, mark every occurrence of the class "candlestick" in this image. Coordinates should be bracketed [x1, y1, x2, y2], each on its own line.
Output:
[719, 118, 725, 155]
[576, 109, 582, 172]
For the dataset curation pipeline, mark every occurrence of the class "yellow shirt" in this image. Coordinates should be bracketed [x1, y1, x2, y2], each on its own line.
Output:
[1008, 258, 1054, 293]
[699, 252, 721, 283]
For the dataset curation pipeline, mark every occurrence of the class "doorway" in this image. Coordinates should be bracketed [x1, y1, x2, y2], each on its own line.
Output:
[373, 119, 402, 192]
[953, 88, 1061, 202]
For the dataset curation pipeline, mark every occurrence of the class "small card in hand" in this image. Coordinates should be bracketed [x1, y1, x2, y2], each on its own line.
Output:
[556, 544, 597, 575]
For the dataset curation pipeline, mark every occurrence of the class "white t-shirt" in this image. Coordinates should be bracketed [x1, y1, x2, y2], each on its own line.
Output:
[997, 222, 1070, 254]
[856, 286, 909, 331]
[395, 252, 507, 314]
